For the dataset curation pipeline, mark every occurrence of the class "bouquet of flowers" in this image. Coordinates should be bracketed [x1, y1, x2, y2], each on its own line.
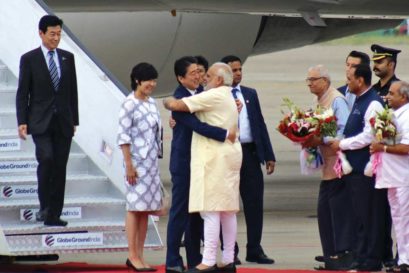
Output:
[277, 98, 323, 174]
[369, 106, 397, 145]
[277, 98, 320, 143]
[312, 106, 352, 177]
[364, 106, 397, 176]
[313, 107, 337, 138]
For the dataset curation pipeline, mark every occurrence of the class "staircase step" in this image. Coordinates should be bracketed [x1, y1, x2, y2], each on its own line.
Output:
[4, 217, 161, 255]
[0, 87, 17, 108]
[0, 195, 125, 209]
[0, 64, 17, 87]
[0, 129, 83, 153]
[0, 201, 126, 223]
[2, 219, 125, 234]
[0, 108, 16, 130]
[0, 152, 89, 175]
[0, 174, 112, 199]
[6, 230, 128, 254]
[0, 173, 106, 185]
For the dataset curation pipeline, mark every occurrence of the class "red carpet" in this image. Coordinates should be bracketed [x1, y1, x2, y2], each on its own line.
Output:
[0, 263, 354, 273]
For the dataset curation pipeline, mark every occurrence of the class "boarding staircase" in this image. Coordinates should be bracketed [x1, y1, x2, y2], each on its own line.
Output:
[0, 1, 162, 257]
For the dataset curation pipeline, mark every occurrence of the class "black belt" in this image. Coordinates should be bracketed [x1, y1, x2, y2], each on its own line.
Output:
[241, 142, 255, 149]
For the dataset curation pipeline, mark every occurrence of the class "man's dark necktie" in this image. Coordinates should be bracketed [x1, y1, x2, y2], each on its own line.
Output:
[48, 51, 59, 91]
[231, 88, 240, 136]
[231, 88, 238, 99]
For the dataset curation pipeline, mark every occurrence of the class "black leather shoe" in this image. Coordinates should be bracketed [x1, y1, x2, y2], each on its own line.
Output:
[233, 257, 241, 265]
[356, 262, 382, 272]
[44, 218, 67, 227]
[246, 253, 275, 264]
[218, 263, 236, 272]
[166, 265, 185, 273]
[325, 251, 355, 270]
[35, 211, 47, 222]
[185, 265, 218, 273]
[383, 259, 397, 272]
[315, 255, 325, 263]
[395, 263, 409, 273]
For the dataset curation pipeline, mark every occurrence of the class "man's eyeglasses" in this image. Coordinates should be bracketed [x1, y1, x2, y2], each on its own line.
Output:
[305, 77, 324, 83]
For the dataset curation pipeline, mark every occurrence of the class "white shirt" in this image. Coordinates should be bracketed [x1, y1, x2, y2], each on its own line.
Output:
[340, 88, 384, 150]
[375, 102, 409, 188]
[40, 44, 61, 78]
[233, 85, 253, 143]
[344, 87, 356, 111]
[187, 88, 196, 96]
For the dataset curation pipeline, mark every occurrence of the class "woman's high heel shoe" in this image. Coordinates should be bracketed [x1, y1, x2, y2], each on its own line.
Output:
[126, 258, 157, 272]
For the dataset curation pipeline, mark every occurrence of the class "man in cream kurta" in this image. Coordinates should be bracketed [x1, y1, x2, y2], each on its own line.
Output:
[164, 62, 242, 273]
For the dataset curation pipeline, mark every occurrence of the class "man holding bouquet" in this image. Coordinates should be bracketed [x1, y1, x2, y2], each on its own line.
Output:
[329, 64, 389, 272]
[369, 81, 409, 272]
[302, 65, 353, 270]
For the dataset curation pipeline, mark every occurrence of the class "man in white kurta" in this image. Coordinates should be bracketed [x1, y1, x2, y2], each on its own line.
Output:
[164, 62, 242, 272]
[370, 81, 409, 271]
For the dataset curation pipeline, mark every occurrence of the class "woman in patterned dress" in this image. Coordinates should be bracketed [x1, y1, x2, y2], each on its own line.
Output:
[118, 63, 162, 272]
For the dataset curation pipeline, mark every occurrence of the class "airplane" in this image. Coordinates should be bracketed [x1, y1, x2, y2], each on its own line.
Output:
[0, 0, 408, 261]
[43, 0, 409, 97]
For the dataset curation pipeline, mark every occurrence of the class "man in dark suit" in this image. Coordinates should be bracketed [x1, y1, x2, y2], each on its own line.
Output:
[16, 15, 79, 227]
[337, 51, 370, 110]
[221, 55, 276, 264]
[166, 56, 234, 273]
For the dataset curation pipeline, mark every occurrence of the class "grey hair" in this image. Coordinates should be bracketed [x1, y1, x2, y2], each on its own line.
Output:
[212, 62, 233, 86]
[396, 81, 409, 98]
[308, 64, 331, 84]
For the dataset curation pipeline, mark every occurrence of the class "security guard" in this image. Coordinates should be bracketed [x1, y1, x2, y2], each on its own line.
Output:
[371, 44, 401, 99]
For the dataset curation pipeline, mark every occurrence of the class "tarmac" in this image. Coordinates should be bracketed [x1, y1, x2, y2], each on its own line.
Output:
[57, 41, 409, 270]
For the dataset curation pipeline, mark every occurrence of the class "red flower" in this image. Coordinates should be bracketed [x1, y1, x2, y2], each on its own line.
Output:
[369, 117, 375, 127]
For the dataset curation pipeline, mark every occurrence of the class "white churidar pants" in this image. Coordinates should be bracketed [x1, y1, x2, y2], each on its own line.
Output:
[200, 211, 237, 266]
[388, 187, 409, 265]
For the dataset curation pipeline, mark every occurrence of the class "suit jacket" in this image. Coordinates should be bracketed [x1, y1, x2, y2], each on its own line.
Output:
[338, 84, 348, 96]
[169, 85, 227, 176]
[16, 47, 79, 137]
[241, 86, 275, 163]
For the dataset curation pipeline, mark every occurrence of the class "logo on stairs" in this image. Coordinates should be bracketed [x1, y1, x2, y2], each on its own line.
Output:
[20, 207, 82, 221]
[42, 232, 103, 248]
[44, 235, 55, 247]
[0, 160, 37, 173]
[0, 138, 20, 151]
[2, 186, 12, 197]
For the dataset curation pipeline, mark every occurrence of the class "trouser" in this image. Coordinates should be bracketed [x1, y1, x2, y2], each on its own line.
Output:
[240, 143, 264, 256]
[32, 115, 72, 219]
[166, 174, 202, 268]
[200, 211, 237, 266]
[185, 213, 203, 267]
[382, 197, 395, 264]
[317, 178, 354, 257]
[388, 187, 409, 265]
[344, 174, 387, 266]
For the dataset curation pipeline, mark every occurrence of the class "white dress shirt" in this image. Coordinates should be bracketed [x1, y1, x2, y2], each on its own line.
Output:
[233, 85, 253, 143]
[40, 44, 61, 78]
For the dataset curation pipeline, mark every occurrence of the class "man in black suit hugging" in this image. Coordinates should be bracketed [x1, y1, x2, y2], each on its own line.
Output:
[16, 15, 79, 227]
